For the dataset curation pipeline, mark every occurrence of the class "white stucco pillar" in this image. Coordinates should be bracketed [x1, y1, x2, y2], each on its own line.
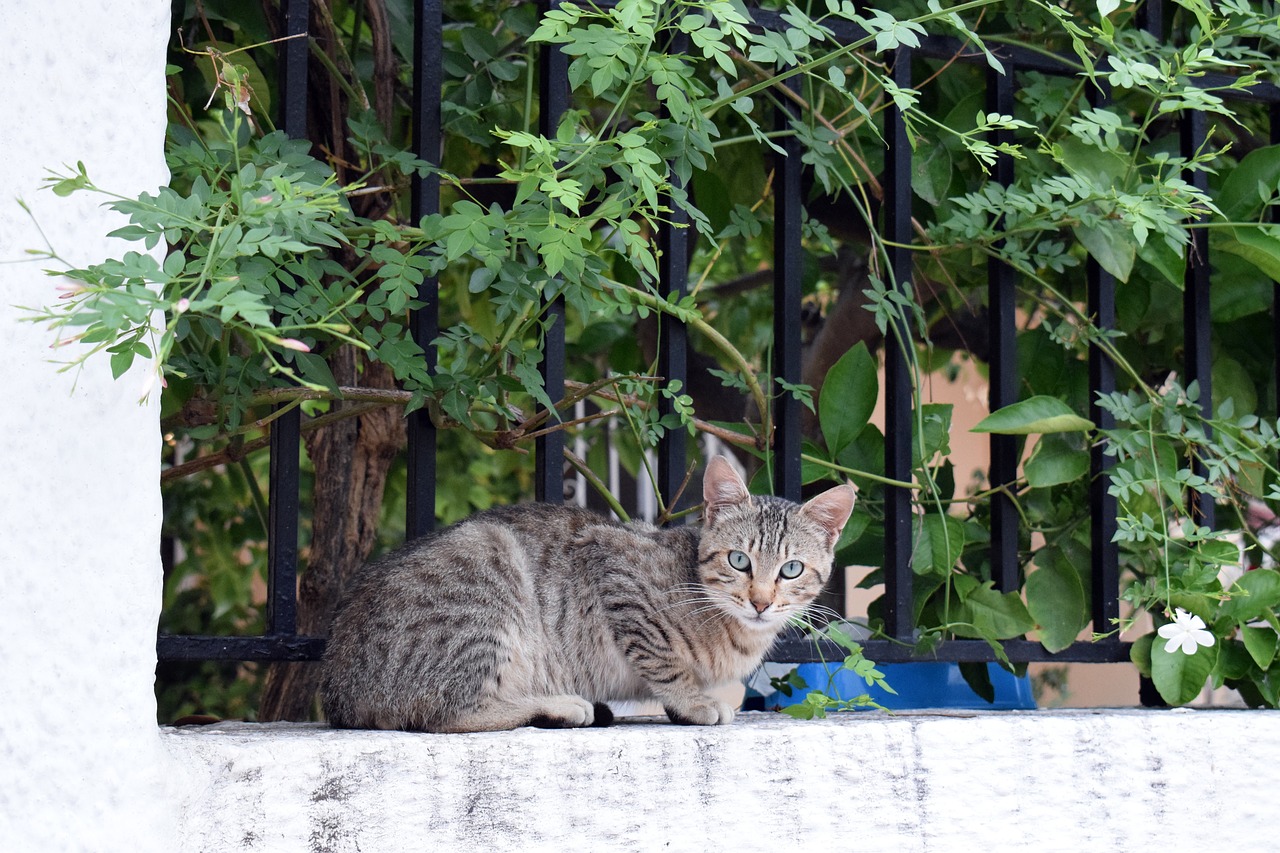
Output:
[0, 4, 176, 851]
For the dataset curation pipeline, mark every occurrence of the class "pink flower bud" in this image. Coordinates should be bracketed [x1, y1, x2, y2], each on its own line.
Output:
[50, 332, 86, 349]
[176, 298, 190, 313]
[278, 338, 311, 353]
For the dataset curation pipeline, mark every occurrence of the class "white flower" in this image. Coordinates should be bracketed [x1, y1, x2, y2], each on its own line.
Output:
[1157, 608, 1215, 656]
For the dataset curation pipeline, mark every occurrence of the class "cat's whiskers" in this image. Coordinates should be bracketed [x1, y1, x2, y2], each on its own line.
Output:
[675, 596, 740, 633]
[664, 583, 745, 632]
[798, 603, 844, 630]
[661, 583, 737, 615]
[686, 608, 741, 636]
[656, 588, 714, 612]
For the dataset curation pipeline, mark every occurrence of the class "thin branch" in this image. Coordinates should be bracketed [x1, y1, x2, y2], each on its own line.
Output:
[564, 446, 630, 522]
[161, 400, 387, 482]
[162, 377, 766, 483]
[564, 380, 764, 451]
[655, 460, 698, 527]
[519, 408, 621, 444]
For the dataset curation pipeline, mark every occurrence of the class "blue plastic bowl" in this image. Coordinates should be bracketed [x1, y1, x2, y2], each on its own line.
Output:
[765, 661, 1036, 711]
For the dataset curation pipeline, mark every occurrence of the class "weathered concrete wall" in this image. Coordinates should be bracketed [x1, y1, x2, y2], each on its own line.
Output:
[164, 709, 1280, 852]
[0, 3, 175, 852]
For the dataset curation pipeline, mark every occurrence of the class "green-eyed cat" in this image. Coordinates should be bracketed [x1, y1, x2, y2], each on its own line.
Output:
[321, 456, 855, 732]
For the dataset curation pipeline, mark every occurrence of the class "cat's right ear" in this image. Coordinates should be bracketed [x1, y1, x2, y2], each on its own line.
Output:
[703, 456, 751, 525]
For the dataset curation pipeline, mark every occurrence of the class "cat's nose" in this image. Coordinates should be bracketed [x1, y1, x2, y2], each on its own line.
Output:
[751, 599, 770, 614]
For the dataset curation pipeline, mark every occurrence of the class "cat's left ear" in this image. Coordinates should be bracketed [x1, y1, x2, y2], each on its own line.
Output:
[801, 483, 857, 549]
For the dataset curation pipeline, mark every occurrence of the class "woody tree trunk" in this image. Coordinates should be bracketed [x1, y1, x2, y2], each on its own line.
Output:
[257, 348, 404, 721]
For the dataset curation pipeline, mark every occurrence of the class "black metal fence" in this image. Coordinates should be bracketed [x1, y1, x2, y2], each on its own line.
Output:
[158, 1, 1280, 671]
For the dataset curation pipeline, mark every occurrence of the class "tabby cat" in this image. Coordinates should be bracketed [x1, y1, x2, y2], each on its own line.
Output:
[321, 456, 855, 732]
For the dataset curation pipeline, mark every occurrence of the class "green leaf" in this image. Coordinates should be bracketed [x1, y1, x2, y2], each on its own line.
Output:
[833, 510, 871, 554]
[1026, 546, 1088, 653]
[1260, 671, 1280, 707]
[912, 513, 967, 577]
[819, 342, 877, 456]
[958, 661, 995, 704]
[460, 25, 498, 62]
[913, 403, 953, 466]
[162, 249, 186, 279]
[1216, 226, 1280, 282]
[775, 377, 815, 414]
[972, 396, 1094, 435]
[1024, 432, 1089, 487]
[294, 352, 338, 393]
[1151, 637, 1215, 706]
[511, 355, 558, 420]
[968, 585, 1035, 639]
[1211, 356, 1256, 419]
[1073, 220, 1135, 282]
[1130, 633, 1153, 678]
[1223, 569, 1280, 623]
[110, 348, 135, 379]
[1218, 144, 1280, 222]
[1209, 253, 1270, 321]
[1056, 137, 1127, 189]
[779, 692, 831, 720]
[1136, 236, 1185, 288]
[1241, 626, 1278, 670]
[1216, 640, 1254, 681]
[912, 141, 953, 206]
[954, 579, 1036, 640]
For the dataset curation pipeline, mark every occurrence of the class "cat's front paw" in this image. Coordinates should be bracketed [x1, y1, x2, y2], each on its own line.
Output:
[528, 694, 597, 728]
[664, 697, 735, 726]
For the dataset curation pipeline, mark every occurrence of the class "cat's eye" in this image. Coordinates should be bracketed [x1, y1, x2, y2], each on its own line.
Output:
[727, 550, 752, 571]
[779, 560, 804, 580]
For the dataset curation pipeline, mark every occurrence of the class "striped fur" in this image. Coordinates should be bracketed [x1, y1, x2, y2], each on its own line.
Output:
[321, 457, 855, 732]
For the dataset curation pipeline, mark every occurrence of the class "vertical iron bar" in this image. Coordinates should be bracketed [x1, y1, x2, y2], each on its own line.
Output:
[1087, 80, 1120, 640]
[1138, 0, 1164, 39]
[266, 0, 309, 637]
[657, 31, 689, 509]
[882, 47, 914, 641]
[407, 0, 442, 539]
[267, 417, 301, 637]
[278, 0, 309, 140]
[1272, 103, 1279, 466]
[657, 206, 689, 505]
[536, 2, 568, 504]
[773, 74, 803, 502]
[1181, 109, 1214, 526]
[986, 64, 1019, 593]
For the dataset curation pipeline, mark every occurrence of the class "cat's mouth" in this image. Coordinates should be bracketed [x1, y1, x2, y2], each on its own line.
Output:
[736, 606, 783, 629]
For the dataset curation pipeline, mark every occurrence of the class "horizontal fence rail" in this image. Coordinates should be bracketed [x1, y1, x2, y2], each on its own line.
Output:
[159, 1, 1280, 676]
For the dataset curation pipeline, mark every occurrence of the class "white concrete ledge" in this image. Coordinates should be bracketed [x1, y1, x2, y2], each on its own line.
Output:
[163, 709, 1279, 852]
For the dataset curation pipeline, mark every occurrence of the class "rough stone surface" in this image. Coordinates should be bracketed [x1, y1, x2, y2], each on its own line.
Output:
[0, 3, 174, 852]
[164, 709, 1280, 852]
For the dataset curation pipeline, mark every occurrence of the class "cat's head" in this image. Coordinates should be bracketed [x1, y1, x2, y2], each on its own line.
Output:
[696, 456, 856, 632]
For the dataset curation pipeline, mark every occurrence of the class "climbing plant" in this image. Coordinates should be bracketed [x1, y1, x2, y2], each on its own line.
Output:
[27, 0, 1280, 715]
